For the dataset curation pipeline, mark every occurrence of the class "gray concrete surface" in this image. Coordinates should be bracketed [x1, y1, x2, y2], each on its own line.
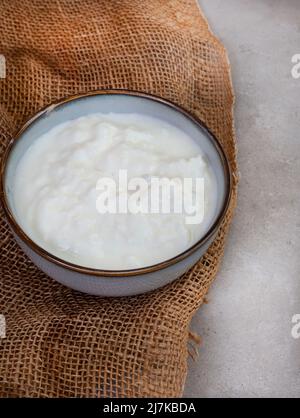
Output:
[184, 0, 300, 398]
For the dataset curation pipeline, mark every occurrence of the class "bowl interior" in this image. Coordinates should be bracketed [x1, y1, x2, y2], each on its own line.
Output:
[4, 92, 229, 269]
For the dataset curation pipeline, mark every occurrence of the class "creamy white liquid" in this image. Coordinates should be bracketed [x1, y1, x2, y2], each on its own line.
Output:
[13, 113, 218, 269]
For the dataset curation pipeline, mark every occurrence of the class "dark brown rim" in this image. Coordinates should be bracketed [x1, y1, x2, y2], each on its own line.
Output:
[0, 89, 232, 277]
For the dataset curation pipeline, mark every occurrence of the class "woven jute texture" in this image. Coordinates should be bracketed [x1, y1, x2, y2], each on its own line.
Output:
[0, 0, 237, 397]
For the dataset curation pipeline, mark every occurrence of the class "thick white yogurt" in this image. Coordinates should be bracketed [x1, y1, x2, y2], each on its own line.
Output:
[13, 113, 217, 269]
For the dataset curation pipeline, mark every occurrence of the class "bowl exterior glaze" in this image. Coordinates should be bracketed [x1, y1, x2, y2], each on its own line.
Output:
[14, 232, 215, 296]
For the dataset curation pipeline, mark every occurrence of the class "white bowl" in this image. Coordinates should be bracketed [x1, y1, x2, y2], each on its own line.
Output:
[0, 90, 232, 296]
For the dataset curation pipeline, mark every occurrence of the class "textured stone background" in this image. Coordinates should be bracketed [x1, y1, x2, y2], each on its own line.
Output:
[185, 0, 300, 398]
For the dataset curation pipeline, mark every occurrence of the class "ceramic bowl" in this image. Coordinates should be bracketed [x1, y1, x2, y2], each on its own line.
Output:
[0, 90, 232, 296]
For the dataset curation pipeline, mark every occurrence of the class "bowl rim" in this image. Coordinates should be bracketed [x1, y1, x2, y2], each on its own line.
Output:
[0, 89, 232, 277]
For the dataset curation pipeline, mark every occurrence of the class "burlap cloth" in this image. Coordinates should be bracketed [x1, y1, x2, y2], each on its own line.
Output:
[0, 0, 238, 397]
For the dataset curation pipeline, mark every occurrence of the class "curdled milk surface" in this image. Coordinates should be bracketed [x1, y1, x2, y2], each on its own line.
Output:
[13, 113, 218, 269]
